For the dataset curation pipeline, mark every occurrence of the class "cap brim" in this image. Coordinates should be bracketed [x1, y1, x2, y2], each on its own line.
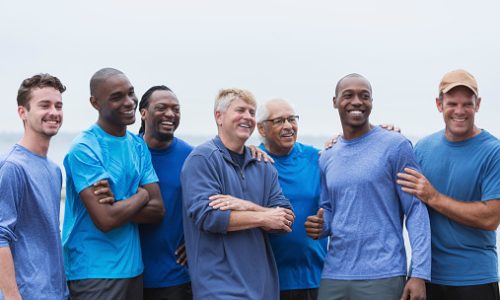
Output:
[442, 83, 478, 96]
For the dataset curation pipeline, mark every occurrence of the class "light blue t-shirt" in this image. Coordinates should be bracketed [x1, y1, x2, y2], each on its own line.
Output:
[260, 142, 327, 291]
[0, 145, 68, 300]
[319, 127, 431, 280]
[62, 124, 158, 280]
[415, 129, 500, 285]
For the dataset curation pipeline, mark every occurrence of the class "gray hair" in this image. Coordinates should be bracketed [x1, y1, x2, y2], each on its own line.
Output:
[256, 98, 295, 124]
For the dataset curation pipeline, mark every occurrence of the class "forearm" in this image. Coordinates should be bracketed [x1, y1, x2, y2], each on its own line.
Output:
[429, 195, 499, 230]
[0, 247, 21, 299]
[227, 211, 265, 231]
[132, 198, 165, 224]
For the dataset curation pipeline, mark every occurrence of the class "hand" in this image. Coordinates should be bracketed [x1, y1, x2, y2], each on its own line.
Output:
[175, 244, 188, 266]
[400, 277, 426, 300]
[261, 207, 295, 232]
[209, 195, 260, 211]
[397, 168, 440, 204]
[305, 208, 324, 239]
[249, 145, 275, 164]
[323, 133, 342, 150]
[93, 179, 115, 204]
[380, 123, 402, 133]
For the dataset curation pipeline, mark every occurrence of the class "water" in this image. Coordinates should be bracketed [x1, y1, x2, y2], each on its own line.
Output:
[1, 132, 499, 274]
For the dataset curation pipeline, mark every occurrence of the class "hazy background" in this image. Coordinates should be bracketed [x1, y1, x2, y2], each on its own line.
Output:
[1, 0, 499, 139]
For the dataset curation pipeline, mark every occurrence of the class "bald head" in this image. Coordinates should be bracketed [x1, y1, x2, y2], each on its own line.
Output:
[335, 73, 372, 98]
[90, 67, 124, 96]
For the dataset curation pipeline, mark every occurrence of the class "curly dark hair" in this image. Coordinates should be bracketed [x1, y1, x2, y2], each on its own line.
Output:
[17, 73, 66, 110]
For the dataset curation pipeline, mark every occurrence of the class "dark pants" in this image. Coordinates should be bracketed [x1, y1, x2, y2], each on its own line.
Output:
[426, 281, 499, 300]
[68, 274, 143, 300]
[280, 288, 318, 300]
[143, 282, 193, 300]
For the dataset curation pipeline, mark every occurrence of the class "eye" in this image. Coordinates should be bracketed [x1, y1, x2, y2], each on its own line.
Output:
[272, 118, 285, 125]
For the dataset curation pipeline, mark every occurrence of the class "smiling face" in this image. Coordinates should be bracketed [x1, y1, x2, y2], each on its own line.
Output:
[333, 76, 373, 138]
[216, 97, 256, 151]
[437, 85, 481, 142]
[258, 100, 298, 156]
[142, 90, 180, 143]
[18, 87, 63, 139]
[91, 73, 138, 136]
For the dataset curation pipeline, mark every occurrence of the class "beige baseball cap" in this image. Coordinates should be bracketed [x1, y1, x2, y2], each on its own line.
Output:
[439, 69, 478, 96]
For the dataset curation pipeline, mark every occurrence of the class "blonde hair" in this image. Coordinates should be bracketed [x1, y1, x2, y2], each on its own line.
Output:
[214, 88, 256, 113]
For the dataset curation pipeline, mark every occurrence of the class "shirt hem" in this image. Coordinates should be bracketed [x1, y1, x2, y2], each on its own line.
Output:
[66, 269, 143, 281]
[322, 271, 407, 280]
[431, 276, 499, 286]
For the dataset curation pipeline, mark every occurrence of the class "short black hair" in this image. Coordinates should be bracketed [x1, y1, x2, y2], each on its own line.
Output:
[334, 73, 371, 97]
[89, 67, 124, 97]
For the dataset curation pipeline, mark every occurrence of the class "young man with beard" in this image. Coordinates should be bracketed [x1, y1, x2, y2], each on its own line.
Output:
[62, 68, 165, 300]
[305, 74, 431, 300]
[0, 74, 68, 300]
[397, 70, 499, 300]
[257, 98, 327, 300]
[181, 88, 294, 299]
[138, 85, 193, 300]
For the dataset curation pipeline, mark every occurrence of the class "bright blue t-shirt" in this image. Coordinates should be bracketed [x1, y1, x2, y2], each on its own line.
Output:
[259, 142, 327, 291]
[415, 129, 500, 285]
[0, 145, 68, 300]
[62, 124, 158, 280]
[319, 127, 431, 280]
[140, 137, 192, 288]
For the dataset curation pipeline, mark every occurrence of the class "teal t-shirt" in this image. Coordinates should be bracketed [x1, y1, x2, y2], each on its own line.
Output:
[62, 124, 158, 280]
[415, 129, 500, 285]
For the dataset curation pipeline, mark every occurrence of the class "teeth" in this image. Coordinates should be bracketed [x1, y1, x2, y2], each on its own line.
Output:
[349, 110, 363, 116]
[161, 121, 174, 125]
[452, 118, 465, 121]
[124, 111, 134, 115]
[45, 120, 58, 124]
[240, 124, 250, 128]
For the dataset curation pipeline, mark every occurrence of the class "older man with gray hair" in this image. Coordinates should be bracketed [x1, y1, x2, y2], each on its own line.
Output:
[181, 88, 294, 299]
[256, 98, 327, 300]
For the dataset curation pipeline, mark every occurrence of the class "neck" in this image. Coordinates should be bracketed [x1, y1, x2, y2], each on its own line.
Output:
[219, 134, 245, 154]
[97, 119, 126, 137]
[18, 132, 51, 157]
[264, 143, 293, 156]
[342, 122, 373, 140]
[144, 132, 173, 150]
[445, 126, 481, 142]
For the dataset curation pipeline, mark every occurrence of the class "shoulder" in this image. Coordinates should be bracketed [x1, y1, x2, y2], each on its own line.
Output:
[296, 142, 320, 155]
[175, 137, 194, 155]
[190, 139, 218, 158]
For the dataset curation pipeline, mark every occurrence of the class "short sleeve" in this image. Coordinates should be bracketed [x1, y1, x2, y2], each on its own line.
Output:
[138, 141, 158, 186]
[64, 143, 110, 194]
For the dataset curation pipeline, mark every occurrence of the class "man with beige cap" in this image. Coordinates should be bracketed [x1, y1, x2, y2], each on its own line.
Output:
[397, 69, 500, 299]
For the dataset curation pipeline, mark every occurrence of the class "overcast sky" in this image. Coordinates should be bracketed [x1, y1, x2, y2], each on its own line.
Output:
[1, 0, 499, 139]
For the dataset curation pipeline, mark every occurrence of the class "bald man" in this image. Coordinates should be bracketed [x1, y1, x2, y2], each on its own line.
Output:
[62, 68, 164, 299]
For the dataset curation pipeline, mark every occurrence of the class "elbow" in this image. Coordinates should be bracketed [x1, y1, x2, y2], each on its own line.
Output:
[482, 219, 499, 231]
[93, 218, 119, 233]
[152, 207, 166, 224]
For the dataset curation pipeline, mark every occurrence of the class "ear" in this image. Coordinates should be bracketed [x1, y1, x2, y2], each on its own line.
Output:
[435, 97, 443, 113]
[257, 122, 267, 137]
[140, 108, 147, 121]
[215, 110, 223, 127]
[475, 97, 481, 112]
[90, 96, 100, 110]
[18, 106, 27, 121]
[333, 96, 338, 109]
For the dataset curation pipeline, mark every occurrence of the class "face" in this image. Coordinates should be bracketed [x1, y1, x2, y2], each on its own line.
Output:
[92, 74, 138, 130]
[142, 90, 180, 141]
[216, 97, 256, 145]
[18, 87, 63, 138]
[437, 86, 481, 142]
[333, 76, 372, 130]
[258, 101, 298, 155]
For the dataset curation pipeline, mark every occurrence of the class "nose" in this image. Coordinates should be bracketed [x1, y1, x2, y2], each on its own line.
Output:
[124, 95, 137, 109]
[165, 107, 175, 117]
[282, 118, 293, 128]
[351, 96, 363, 105]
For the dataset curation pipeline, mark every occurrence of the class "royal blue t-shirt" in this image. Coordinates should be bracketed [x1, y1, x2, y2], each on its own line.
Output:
[140, 137, 192, 288]
[259, 142, 327, 291]
[62, 124, 158, 280]
[415, 129, 500, 285]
